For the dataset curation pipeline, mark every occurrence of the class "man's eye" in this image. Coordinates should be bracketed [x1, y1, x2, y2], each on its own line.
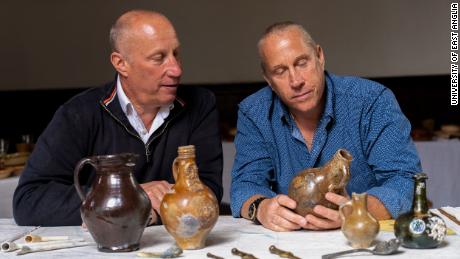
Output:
[273, 68, 285, 75]
[297, 59, 308, 67]
[151, 54, 165, 62]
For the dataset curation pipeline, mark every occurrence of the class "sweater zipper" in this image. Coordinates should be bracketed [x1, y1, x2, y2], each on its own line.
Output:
[101, 102, 183, 162]
[144, 111, 182, 160]
[100, 103, 152, 161]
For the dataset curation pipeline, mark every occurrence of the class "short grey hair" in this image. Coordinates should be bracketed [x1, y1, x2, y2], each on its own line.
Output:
[109, 21, 121, 52]
[109, 10, 165, 52]
[258, 21, 317, 72]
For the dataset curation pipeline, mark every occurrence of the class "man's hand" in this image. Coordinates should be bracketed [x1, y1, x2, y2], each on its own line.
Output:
[140, 180, 173, 214]
[257, 194, 307, 232]
[302, 192, 348, 230]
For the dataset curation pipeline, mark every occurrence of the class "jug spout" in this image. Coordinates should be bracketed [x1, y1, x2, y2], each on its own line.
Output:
[330, 149, 352, 191]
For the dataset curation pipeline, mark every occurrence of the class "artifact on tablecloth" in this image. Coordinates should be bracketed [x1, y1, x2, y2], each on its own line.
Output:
[1, 226, 40, 252]
[207, 252, 224, 259]
[137, 244, 183, 258]
[16, 240, 93, 255]
[339, 192, 379, 248]
[379, 219, 456, 235]
[394, 173, 447, 248]
[269, 245, 301, 259]
[231, 247, 258, 259]
[74, 153, 151, 252]
[25, 235, 71, 243]
[322, 238, 400, 259]
[288, 149, 352, 217]
[160, 145, 219, 250]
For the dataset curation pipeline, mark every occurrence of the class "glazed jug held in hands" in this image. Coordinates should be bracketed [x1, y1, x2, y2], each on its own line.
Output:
[160, 145, 219, 250]
[288, 149, 352, 217]
[74, 153, 151, 252]
[339, 192, 380, 248]
[394, 173, 447, 248]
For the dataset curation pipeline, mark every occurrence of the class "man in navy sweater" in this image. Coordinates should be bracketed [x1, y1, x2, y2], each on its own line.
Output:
[13, 10, 223, 226]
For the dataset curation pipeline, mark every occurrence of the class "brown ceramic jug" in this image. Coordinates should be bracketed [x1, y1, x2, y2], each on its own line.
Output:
[160, 145, 219, 250]
[74, 153, 151, 252]
[339, 192, 380, 248]
[288, 149, 352, 217]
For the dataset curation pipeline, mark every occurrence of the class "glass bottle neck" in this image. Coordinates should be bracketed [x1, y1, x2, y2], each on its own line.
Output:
[412, 179, 429, 214]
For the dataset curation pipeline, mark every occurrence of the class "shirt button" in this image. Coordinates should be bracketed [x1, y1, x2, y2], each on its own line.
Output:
[142, 130, 147, 135]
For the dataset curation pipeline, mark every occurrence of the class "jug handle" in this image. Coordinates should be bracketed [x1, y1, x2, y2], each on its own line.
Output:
[73, 158, 93, 201]
[339, 200, 353, 222]
[172, 157, 179, 182]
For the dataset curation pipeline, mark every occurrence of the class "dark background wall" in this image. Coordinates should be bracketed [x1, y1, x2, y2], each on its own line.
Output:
[0, 1, 457, 147]
[0, 1, 451, 90]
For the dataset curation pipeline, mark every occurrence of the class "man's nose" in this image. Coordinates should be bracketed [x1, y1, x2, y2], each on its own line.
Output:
[166, 57, 182, 78]
[289, 68, 304, 88]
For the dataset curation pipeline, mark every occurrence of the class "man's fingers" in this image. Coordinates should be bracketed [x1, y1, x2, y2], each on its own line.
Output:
[302, 222, 321, 230]
[270, 214, 303, 231]
[306, 211, 341, 230]
[267, 223, 292, 232]
[313, 205, 341, 222]
[150, 193, 164, 213]
[278, 207, 307, 226]
[257, 195, 305, 232]
[325, 192, 348, 206]
[140, 181, 175, 213]
[276, 194, 297, 209]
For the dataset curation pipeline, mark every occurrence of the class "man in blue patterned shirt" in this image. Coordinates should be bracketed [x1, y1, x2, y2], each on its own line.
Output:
[230, 22, 421, 231]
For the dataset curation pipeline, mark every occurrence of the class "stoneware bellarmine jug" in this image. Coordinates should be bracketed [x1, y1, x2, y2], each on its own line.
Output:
[160, 145, 219, 250]
[74, 153, 151, 252]
[288, 149, 352, 217]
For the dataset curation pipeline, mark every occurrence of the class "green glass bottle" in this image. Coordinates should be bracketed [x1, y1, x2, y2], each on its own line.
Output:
[394, 173, 447, 248]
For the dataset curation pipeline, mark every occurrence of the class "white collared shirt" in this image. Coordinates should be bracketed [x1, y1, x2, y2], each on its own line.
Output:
[117, 76, 173, 144]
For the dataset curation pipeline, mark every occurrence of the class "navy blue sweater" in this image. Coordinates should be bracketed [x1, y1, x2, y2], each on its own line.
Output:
[13, 81, 223, 226]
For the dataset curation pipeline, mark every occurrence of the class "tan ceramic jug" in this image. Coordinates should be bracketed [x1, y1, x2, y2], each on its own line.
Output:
[74, 153, 151, 252]
[339, 192, 380, 248]
[160, 145, 219, 250]
[288, 149, 352, 217]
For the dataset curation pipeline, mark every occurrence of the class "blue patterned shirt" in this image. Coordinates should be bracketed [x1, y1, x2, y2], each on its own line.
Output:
[230, 72, 421, 218]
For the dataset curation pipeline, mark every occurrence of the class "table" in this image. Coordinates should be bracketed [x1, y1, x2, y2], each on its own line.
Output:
[1, 217, 459, 258]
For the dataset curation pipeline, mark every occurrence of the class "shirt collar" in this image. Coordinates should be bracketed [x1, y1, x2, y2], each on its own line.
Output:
[116, 75, 132, 115]
[116, 75, 174, 116]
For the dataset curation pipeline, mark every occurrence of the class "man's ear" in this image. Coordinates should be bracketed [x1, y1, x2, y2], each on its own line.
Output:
[316, 45, 325, 70]
[110, 52, 129, 77]
[263, 73, 274, 90]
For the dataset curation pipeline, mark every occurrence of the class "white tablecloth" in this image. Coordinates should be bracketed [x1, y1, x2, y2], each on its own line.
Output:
[1, 216, 459, 258]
